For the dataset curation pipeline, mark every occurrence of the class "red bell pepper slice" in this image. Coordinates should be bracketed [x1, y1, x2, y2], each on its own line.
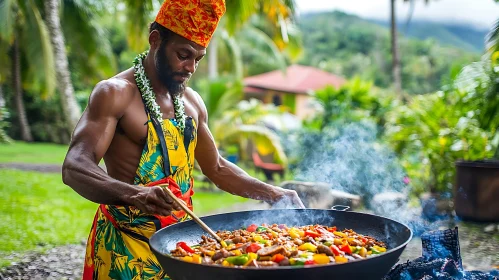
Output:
[330, 245, 342, 256]
[176, 241, 195, 253]
[245, 243, 262, 253]
[247, 224, 258, 232]
[339, 244, 352, 255]
[304, 260, 316, 265]
[327, 226, 337, 233]
[271, 253, 285, 263]
[304, 230, 321, 238]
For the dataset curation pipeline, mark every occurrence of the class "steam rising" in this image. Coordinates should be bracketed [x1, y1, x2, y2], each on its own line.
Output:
[281, 120, 451, 235]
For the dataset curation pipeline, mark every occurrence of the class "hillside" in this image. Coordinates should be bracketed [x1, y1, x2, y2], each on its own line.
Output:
[370, 19, 489, 53]
[297, 11, 480, 94]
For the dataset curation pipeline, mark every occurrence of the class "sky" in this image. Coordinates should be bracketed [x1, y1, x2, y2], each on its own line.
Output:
[295, 0, 499, 29]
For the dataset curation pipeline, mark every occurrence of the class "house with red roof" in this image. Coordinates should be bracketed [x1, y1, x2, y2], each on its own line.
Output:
[243, 65, 346, 119]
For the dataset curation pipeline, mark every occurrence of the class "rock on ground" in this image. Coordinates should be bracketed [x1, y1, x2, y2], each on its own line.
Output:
[0, 244, 85, 280]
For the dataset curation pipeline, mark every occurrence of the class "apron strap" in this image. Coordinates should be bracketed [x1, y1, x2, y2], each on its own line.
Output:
[140, 97, 172, 177]
[150, 117, 172, 177]
[183, 117, 193, 153]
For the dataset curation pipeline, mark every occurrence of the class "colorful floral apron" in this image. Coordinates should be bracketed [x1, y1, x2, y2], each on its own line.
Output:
[82, 109, 197, 280]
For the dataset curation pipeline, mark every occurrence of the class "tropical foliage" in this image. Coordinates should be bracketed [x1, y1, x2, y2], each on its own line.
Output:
[385, 55, 499, 194]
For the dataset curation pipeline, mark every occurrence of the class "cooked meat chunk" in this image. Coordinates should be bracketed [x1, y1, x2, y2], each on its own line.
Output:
[317, 244, 334, 256]
[256, 245, 285, 256]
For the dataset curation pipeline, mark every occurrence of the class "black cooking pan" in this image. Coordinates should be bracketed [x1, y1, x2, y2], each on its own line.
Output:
[150, 208, 412, 280]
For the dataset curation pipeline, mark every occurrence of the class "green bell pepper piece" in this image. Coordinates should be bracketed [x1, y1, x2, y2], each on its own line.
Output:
[225, 255, 249, 265]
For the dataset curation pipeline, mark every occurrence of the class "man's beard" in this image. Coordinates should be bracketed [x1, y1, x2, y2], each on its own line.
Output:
[155, 41, 187, 97]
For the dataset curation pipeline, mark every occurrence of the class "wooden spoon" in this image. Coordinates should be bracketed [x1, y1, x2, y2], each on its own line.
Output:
[158, 184, 227, 248]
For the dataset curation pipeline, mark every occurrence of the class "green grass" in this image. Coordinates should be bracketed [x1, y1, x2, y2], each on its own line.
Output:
[0, 169, 97, 255]
[193, 192, 248, 214]
[0, 169, 248, 267]
[0, 141, 69, 164]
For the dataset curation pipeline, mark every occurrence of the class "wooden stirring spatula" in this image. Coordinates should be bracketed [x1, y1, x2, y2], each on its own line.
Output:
[158, 184, 227, 248]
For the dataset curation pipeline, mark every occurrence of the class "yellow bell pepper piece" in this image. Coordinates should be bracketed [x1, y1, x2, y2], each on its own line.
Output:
[289, 229, 301, 239]
[359, 247, 367, 257]
[298, 242, 317, 252]
[222, 260, 231, 266]
[270, 230, 279, 238]
[248, 253, 258, 261]
[205, 250, 215, 257]
[333, 231, 346, 238]
[182, 256, 193, 263]
[220, 240, 228, 248]
[335, 256, 348, 263]
[372, 245, 387, 252]
[233, 249, 242, 256]
[253, 235, 263, 242]
[313, 254, 330, 264]
[333, 238, 343, 245]
[192, 254, 202, 264]
[298, 230, 305, 237]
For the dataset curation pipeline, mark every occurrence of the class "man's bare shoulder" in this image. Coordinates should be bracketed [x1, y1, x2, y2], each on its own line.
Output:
[184, 87, 206, 112]
[87, 69, 138, 119]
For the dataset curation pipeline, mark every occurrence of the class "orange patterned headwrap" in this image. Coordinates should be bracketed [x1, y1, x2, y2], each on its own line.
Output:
[155, 0, 226, 48]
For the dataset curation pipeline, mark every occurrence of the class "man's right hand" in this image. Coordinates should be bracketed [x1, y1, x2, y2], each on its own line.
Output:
[129, 186, 182, 216]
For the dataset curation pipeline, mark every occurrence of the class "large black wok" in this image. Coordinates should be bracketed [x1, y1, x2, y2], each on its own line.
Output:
[150, 209, 412, 280]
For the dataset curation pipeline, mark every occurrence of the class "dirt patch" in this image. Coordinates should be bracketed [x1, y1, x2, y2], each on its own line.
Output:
[0, 163, 61, 173]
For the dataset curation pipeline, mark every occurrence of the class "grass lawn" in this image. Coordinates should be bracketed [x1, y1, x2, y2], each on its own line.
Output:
[0, 141, 68, 164]
[0, 169, 248, 267]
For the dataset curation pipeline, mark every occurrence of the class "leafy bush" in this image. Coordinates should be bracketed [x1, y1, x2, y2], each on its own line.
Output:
[0, 106, 12, 143]
[305, 77, 395, 135]
[385, 56, 499, 194]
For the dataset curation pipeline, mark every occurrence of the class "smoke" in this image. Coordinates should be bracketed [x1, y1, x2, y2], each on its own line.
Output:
[281, 120, 453, 235]
[289, 120, 406, 205]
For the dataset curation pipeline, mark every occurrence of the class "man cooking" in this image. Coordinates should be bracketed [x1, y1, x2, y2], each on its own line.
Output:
[62, 0, 305, 279]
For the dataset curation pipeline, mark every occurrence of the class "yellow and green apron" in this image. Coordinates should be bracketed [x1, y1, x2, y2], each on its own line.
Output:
[83, 110, 197, 280]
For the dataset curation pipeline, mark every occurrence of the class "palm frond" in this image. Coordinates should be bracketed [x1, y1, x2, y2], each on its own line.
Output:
[122, 0, 155, 51]
[219, 30, 243, 79]
[0, 0, 15, 40]
[21, 0, 55, 98]
[238, 25, 287, 72]
[487, 19, 499, 53]
[226, 124, 288, 166]
[224, 0, 257, 34]
[197, 78, 243, 128]
[62, 0, 116, 79]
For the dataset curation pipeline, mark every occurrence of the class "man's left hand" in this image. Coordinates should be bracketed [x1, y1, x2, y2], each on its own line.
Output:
[273, 188, 305, 209]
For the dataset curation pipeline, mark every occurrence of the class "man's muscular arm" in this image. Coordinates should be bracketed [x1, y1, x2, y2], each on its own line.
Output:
[62, 79, 176, 216]
[191, 90, 304, 208]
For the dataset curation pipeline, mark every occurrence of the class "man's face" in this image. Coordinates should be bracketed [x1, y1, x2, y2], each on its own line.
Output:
[153, 33, 206, 97]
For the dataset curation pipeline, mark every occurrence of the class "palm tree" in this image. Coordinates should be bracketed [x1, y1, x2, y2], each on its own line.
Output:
[209, 0, 301, 79]
[118, 0, 300, 80]
[44, 0, 81, 133]
[45, 0, 116, 135]
[390, 0, 430, 100]
[0, 0, 115, 141]
[390, 0, 402, 97]
[0, 0, 56, 141]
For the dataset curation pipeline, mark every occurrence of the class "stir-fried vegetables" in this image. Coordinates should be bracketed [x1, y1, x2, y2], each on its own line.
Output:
[170, 224, 387, 268]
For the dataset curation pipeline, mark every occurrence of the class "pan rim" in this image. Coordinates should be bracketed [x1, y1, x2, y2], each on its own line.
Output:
[150, 208, 413, 271]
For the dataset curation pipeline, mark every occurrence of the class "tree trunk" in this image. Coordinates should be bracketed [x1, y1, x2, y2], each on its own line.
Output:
[390, 0, 403, 98]
[208, 35, 218, 80]
[44, 0, 81, 136]
[12, 36, 33, 142]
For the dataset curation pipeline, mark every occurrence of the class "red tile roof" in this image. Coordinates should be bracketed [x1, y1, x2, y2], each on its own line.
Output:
[244, 65, 346, 95]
